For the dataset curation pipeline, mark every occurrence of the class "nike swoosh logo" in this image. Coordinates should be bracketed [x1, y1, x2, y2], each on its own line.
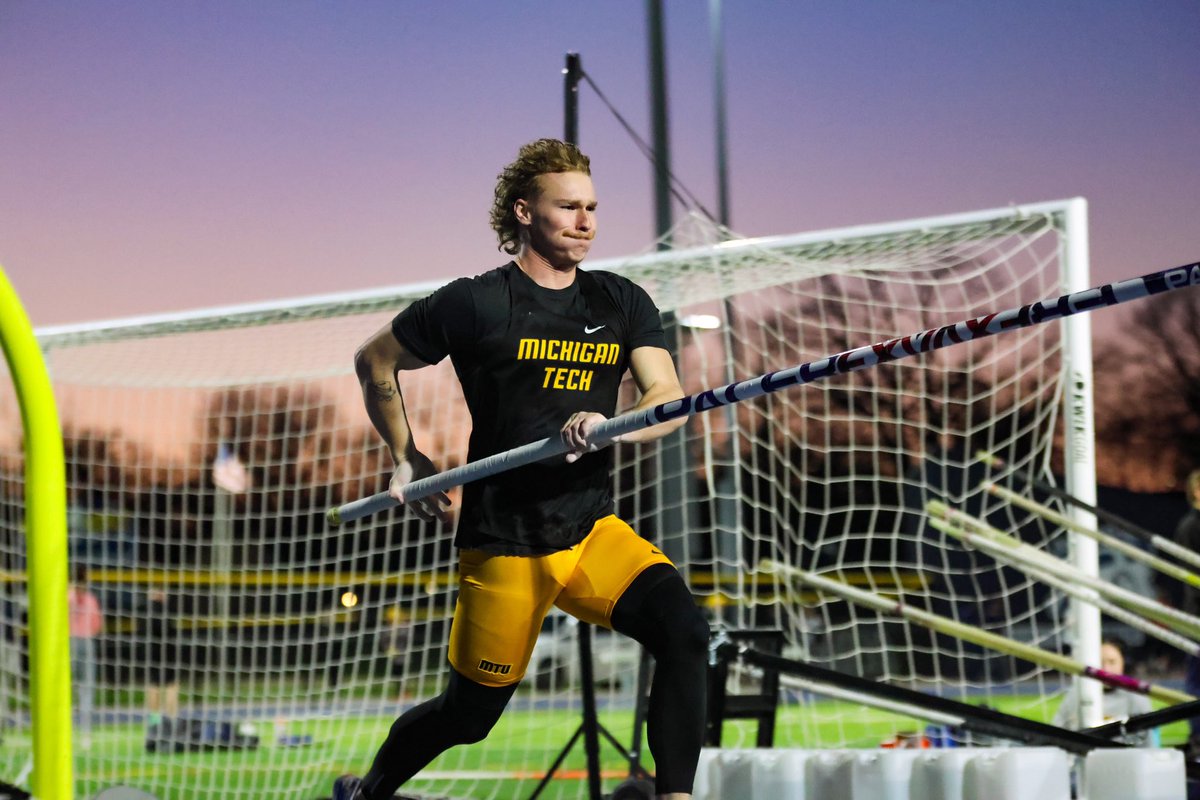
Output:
[584, 324, 606, 334]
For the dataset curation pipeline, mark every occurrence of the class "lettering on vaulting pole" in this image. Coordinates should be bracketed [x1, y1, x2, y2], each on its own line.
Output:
[646, 264, 1200, 429]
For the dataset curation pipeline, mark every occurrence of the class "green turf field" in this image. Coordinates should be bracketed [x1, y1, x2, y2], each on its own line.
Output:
[3, 697, 1189, 800]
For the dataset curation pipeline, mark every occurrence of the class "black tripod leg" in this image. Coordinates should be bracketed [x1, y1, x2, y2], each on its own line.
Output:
[528, 726, 584, 800]
[530, 623, 653, 799]
[578, 623, 603, 800]
[529, 622, 604, 800]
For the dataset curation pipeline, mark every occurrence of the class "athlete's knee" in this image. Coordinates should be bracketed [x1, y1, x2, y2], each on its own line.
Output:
[625, 573, 710, 663]
[435, 668, 516, 745]
[449, 702, 505, 745]
[647, 601, 708, 670]
[424, 690, 505, 746]
[673, 602, 710, 660]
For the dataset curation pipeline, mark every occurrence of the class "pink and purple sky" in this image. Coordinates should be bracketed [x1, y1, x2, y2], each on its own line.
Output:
[2, 1, 1197, 328]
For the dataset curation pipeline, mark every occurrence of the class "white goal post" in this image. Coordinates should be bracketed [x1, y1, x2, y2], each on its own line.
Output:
[0, 199, 1098, 800]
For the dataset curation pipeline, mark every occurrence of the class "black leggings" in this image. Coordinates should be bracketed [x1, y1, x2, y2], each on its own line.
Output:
[610, 562, 710, 795]
[361, 666, 517, 799]
[362, 563, 709, 799]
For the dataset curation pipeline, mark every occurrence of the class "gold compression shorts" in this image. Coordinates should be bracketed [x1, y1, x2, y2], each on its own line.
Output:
[448, 514, 674, 687]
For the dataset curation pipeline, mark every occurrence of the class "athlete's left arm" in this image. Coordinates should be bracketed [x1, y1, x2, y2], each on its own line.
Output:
[561, 346, 685, 461]
[621, 345, 686, 442]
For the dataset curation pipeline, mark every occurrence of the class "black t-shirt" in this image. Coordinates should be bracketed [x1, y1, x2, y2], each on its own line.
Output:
[391, 262, 666, 554]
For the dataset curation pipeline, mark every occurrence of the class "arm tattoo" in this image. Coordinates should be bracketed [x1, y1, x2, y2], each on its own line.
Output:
[370, 381, 397, 402]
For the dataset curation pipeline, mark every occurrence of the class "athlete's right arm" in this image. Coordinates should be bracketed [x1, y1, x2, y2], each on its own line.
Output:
[354, 322, 451, 522]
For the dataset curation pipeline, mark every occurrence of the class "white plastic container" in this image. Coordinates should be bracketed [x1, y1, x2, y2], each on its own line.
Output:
[909, 748, 985, 800]
[700, 748, 810, 799]
[851, 750, 921, 800]
[961, 747, 1070, 800]
[807, 749, 919, 800]
[712, 749, 756, 799]
[805, 750, 853, 800]
[692, 747, 722, 800]
[751, 749, 809, 798]
[1084, 748, 1186, 800]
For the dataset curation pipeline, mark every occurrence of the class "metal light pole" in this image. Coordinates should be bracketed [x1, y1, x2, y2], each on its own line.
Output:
[709, 0, 731, 228]
[646, 0, 672, 247]
[564, 53, 582, 148]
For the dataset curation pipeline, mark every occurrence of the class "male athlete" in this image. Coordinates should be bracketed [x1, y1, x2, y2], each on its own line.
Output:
[335, 139, 709, 800]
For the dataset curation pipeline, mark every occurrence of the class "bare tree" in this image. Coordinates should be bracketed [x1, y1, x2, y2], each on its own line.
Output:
[1099, 293, 1200, 488]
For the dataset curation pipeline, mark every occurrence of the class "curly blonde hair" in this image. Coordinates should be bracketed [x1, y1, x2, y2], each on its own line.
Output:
[490, 139, 591, 255]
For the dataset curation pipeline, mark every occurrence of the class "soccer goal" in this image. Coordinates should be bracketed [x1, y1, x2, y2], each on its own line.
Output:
[0, 199, 1097, 800]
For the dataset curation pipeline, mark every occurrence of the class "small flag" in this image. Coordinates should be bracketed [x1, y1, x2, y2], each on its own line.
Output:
[212, 443, 250, 494]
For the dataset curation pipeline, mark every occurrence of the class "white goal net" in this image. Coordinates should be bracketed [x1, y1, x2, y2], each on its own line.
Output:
[0, 200, 1093, 799]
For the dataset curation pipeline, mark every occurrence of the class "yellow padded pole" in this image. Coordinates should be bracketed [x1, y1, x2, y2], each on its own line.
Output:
[0, 264, 72, 800]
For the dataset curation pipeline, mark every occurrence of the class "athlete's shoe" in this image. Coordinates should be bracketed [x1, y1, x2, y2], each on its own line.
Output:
[332, 774, 367, 800]
[607, 777, 656, 800]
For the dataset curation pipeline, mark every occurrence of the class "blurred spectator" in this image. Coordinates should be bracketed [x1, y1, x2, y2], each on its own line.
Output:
[141, 588, 179, 747]
[1175, 470, 1200, 750]
[1053, 639, 1155, 746]
[68, 562, 103, 749]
